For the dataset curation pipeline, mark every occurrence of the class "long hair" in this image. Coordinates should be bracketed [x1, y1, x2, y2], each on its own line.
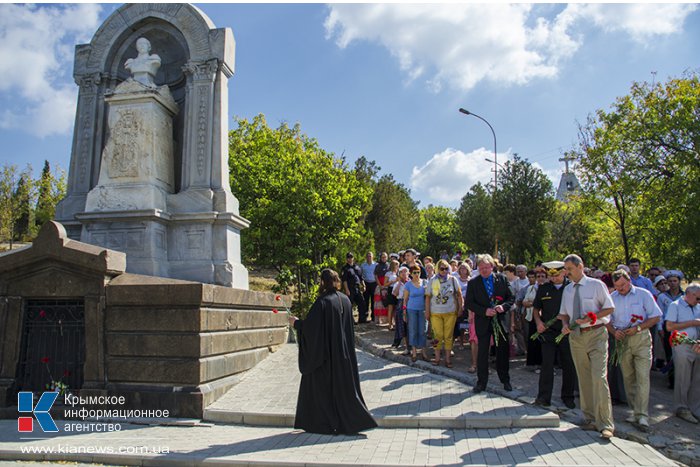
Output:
[319, 268, 341, 295]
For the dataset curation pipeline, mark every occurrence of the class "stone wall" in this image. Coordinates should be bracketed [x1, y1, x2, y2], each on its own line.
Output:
[0, 221, 289, 418]
[93, 273, 289, 417]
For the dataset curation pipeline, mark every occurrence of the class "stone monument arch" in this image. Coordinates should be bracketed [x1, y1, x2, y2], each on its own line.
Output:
[55, 3, 249, 289]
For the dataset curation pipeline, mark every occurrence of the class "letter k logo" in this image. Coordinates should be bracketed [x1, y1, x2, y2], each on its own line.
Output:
[18, 392, 58, 432]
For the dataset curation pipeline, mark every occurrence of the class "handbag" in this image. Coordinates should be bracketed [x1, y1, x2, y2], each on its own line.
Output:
[380, 287, 390, 307]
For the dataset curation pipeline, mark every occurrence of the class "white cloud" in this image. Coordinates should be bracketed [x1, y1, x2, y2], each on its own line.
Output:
[410, 147, 499, 204]
[566, 4, 698, 43]
[0, 4, 102, 137]
[325, 4, 697, 93]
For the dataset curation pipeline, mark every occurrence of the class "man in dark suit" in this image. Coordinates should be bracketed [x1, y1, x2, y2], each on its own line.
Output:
[466, 253, 515, 393]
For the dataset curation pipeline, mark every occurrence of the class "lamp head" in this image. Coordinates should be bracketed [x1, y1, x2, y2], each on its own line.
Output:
[459, 108, 471, 115]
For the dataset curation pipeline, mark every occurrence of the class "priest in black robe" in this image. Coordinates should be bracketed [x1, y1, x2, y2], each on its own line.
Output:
[289, 268, 377, 435]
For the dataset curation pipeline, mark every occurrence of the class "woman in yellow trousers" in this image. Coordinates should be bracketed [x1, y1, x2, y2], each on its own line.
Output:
[425, 259, 464, 368]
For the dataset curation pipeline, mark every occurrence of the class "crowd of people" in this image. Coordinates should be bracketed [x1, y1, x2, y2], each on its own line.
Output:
[339, 249, 700, 440]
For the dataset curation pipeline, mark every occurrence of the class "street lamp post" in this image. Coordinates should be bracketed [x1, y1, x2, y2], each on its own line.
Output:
[459, 108, 498, 189]
[459, 108, 499, 258]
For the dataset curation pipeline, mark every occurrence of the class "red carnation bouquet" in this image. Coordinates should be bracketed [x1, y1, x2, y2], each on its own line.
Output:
[555, 311, 597, 344]
[669, 330, 699, 347]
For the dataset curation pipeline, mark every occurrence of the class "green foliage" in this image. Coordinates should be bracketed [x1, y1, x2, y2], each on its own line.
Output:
[35, 160, 66, 228]
[417, 205, 457, 258]
[1, 164, 33, 247]
[0, 161, 66, 248]
[573, 71, 700, 276]
[271, 268, 296, 295]
[493, 155, 554, 263]
[455, 182, 495, 254]
[544, 198, 591, 261]
[13, 173, 34, 241]
[366, 174, 421, 253]
[228, 114, 372, 298]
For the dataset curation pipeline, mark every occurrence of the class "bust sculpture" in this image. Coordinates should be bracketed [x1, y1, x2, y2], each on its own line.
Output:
[124, 37, 161, 88]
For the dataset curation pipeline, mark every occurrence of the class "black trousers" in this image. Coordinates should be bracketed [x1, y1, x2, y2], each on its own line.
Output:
[607, 334, 627, 403]
[476, 320, 510, 387]
[538, 333, 576, 404]
[349, 289, 368, 323]
[363, 281, 377, 319]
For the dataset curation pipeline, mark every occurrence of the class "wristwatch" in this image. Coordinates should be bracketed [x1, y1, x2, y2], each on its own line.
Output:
[636, 325, 642, 333]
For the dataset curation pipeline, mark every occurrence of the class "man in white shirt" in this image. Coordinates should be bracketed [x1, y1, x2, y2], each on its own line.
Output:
[665, 284, 700, 424]
[608, 269, 662, 432]
[361, 252, 377, 320]
[559, 254, 616, 439]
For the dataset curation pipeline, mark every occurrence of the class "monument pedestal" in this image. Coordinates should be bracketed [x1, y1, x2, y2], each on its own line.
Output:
[81, 80, 179, 280]
[56, 6, 250, 289]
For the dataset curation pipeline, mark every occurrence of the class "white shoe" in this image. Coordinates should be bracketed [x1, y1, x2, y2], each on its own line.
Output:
[635, 416, 650, 432]
[625, 415, 636, 424]
[677, 409, 699, 424]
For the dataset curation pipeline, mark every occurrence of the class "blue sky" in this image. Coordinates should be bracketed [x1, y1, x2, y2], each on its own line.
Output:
[0, 3, 698, 208]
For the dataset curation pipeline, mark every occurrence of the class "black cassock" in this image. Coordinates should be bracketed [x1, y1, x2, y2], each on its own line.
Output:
[293, 291, 377, 435]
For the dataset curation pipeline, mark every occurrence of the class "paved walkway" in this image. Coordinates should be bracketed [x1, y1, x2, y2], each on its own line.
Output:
[354, 322, 700, 466]
[0, 418, 677, 466]
[205, 345, 557, 429]
[0, 327, 686, 466]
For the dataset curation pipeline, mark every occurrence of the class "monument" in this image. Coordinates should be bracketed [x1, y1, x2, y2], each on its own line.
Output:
[0, 6, 290, 417]
[555, 154, 581, 202]
[55, 4, 248, 289]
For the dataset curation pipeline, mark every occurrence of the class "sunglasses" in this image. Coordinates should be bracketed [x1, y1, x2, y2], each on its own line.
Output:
[411, 271, 421, 275]
[439, 267, 449, 271]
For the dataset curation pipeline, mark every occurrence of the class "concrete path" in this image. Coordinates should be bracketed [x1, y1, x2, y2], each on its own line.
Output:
[354, 322, 700, 466]
[0, 418, 677, 466]
[205, 345, 558, 429]
[0, 340, 681, 466]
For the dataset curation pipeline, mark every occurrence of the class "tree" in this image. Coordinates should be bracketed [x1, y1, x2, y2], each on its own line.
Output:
[365, 174, 421, 253]
[0, 164, 35, 249]
[228, 114, 372, 301]
[455, 182, 495, 254]
[545, 197, 591, 261]
[35, 160, 66, 229]
[417, 205, 457, 259]
[573, 71, 700, 275]
[492, 155, 554, 263]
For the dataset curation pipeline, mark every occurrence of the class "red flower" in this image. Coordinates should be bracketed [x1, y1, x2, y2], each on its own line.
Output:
[272, 308, 279, 314]
[669, 330, 679, 347]
[41, 357, 50, 364]
[275, 295, 281, 301]
[586, 312, 597, 325]
[39, 310, 46, 318]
